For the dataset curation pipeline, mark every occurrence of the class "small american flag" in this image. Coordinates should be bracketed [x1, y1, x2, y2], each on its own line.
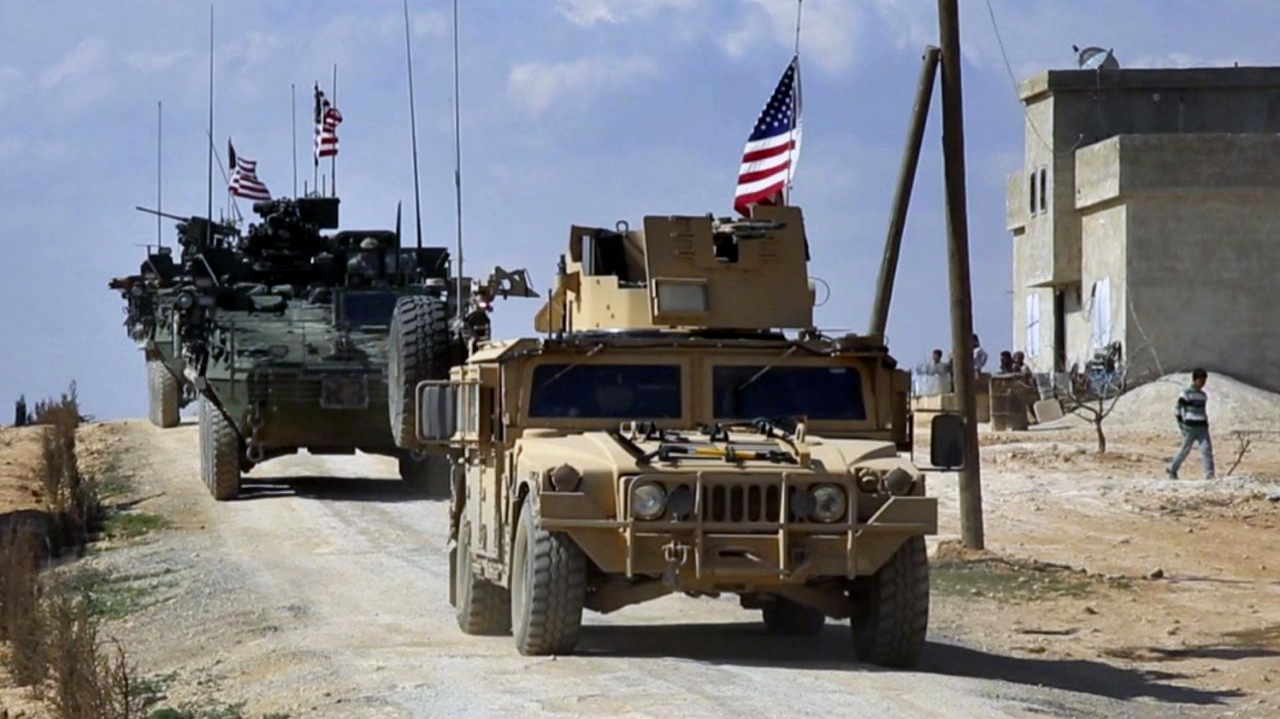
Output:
[228, 141, 271, 201]
[314, 85, 343, 163]
[734, 56, 802, 216]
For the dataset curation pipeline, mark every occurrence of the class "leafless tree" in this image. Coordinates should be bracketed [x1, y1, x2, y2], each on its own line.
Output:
[1058, 369, 1128, 454]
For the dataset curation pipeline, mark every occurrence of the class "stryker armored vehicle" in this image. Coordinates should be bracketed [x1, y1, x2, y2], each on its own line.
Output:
[109, 216, 238, 428]
[122, 195, 533, 501]
[401, 205, 965, 666]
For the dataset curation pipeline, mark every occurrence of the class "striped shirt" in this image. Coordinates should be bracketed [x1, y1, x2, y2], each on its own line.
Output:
[1176, 385, 1209, 428]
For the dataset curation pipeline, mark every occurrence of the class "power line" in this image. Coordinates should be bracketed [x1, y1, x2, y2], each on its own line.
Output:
[982, 0, 1053, 152]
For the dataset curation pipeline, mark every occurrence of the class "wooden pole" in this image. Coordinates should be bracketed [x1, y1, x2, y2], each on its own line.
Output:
[937, 0, 984, 549]
[869, 45, 939, 338]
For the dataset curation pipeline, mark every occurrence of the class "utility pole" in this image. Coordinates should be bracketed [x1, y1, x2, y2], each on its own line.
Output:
[937, 0, 984, 549]
[870, 45, 940, 338]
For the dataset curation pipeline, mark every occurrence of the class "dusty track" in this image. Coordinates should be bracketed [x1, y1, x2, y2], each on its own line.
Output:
[59, 420, 1271, 718]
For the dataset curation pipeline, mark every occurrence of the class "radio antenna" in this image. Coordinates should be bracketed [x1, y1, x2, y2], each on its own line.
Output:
[451, 0, 465, 322]
[403, 0, 424, 251]
[156, 100, 163, 249]
[205, 4, 214, 246]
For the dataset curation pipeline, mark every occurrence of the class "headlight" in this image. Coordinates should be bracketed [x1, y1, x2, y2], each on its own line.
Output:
[810, 484, 847, 523]
[176, 292, 195, 310]
[631, 481, 666, 520]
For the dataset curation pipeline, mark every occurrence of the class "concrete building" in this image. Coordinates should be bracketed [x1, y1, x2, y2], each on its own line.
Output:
[1007, 67, 1280, 391]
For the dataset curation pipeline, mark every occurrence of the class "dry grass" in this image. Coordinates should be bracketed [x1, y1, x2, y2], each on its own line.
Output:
[1, 383, 148, 718]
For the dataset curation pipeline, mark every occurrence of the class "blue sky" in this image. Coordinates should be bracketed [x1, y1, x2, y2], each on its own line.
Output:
[1, 0, 1273, 420]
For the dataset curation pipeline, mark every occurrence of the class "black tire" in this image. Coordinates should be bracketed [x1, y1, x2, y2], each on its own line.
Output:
[198, 396, 242, 501]
[388, 296, 452, 448]
[850, 536, 929, 668]
[147, 359, 180, 428]
[398, 453, 452, 498]
[511, 501, 586, 655]
[453, 520, 511, 635]
[762, 598, 826, 636]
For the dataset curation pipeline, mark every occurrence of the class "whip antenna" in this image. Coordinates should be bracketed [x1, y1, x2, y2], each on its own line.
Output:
[403, 0, 424, 251]
[451, 0, 465, 322]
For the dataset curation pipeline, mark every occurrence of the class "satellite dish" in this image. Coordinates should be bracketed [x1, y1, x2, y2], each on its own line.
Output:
[1073, 45, 1119, 70]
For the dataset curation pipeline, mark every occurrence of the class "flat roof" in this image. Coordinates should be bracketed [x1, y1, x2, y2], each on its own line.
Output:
[1019, 66, 1280, 102]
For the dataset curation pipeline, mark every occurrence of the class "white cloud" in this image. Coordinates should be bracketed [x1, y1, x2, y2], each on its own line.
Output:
[39, 38, 108, 89]
[722, 0, 862, 74]
[554, 0, 694, 26]
[507, 55, 658, 116]
[124, 50, 194, 73]
[412, 10, 449, 37]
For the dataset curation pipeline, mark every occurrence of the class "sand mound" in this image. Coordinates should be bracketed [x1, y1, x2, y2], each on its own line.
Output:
[1108, 372, 1280, 434]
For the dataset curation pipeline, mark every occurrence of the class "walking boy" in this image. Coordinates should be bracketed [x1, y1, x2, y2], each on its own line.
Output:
[1167, 368, 1214, 479]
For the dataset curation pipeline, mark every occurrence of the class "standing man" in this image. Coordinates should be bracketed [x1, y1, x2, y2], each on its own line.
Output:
[972, 334, 989, 375]
[1168, 368, 1215, 479]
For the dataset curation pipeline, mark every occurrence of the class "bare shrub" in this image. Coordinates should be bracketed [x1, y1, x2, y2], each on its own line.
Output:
[0, 525, 45, 685]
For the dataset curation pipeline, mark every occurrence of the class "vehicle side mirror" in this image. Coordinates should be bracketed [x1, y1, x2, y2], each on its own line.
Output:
[416, 381, 457, 442]
[930, 413, 966, 470]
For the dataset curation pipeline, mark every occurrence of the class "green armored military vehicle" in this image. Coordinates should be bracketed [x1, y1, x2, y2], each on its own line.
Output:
[110, 216, 237, 429]
[402, 206, 966, 666]
[118, 195, 533, 501]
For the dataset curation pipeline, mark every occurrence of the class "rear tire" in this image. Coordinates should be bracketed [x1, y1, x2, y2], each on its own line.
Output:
[198, 396, 242, 501]
[511, 501, 586, 655]
[398, 454, 452, 498]
[147, 359, 180, 428]
[762, 598, 826, 636]
[388, 296, 452, 448]
[453, 520, 511, 635]
[850, 536, 929, 668]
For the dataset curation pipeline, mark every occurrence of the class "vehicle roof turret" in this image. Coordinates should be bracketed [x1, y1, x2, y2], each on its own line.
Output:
[535, 205, 814, 334]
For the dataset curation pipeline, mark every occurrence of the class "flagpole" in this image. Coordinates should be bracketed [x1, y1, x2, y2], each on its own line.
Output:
[786, 0, 803, 204]
[331, 63, 338, 198]
[206, 4, 214, 244]
[403, 0, 425, 252]
[291, 83, 298, 198]
[313, 83, 319, 198]
[156, 100, 163, 249]
[451, 0, 465, 325]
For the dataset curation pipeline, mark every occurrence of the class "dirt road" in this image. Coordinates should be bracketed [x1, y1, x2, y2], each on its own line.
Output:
[65, 420, 1265, 718]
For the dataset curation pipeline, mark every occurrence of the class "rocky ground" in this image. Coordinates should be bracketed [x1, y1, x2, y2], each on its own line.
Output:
[2, 414, 1278, 718]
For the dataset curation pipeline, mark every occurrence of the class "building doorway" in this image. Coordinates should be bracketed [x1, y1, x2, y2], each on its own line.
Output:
[1053, 290, 1067, 372]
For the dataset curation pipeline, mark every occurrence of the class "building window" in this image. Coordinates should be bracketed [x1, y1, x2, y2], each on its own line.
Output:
[1039, 168, 1048, 212]
[1028, 171, 1037, 215]
[1025, 292, 1041, 358]
[1091, 277, 1112, 349]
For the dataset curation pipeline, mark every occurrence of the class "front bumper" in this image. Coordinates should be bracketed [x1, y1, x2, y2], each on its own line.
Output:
[538, 471, 937, 585]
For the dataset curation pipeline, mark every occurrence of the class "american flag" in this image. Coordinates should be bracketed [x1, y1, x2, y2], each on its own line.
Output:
[228, 141, 271, 201]
[734, 56, 802, 216]
[314, 85, 343, 163]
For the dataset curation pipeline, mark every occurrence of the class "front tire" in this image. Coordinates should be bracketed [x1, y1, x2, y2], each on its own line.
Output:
[147, 359, 180, 428]
[453, 520, 511, 635]
[198, 396, 241, 501]
[388, 296, 452, 448]
[511, 501, 586, 655]
[850, 536, 929, 668]
[762, 598, 826, 636]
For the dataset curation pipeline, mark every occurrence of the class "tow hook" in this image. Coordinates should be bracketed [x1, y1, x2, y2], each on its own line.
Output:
[661, 541, 692, 589]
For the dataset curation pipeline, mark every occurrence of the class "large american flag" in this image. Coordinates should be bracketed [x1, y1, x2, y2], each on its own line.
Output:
[314, 85, 343, 162]
[228, 142, 271, 201]
[734, 56, 802, 216]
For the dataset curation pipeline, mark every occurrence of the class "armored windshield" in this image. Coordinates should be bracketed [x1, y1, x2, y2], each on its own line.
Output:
[529, 364, 681, 419]
[338, 291, 400, 327]
[713, 365, 867, 421]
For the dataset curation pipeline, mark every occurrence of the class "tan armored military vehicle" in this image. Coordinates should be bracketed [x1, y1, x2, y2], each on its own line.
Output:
[413, 206, 965, 667]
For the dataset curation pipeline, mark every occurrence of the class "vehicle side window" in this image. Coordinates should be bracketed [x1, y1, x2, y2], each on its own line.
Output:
[712, 365, 867, 421]
[529, 364, 681, 419]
